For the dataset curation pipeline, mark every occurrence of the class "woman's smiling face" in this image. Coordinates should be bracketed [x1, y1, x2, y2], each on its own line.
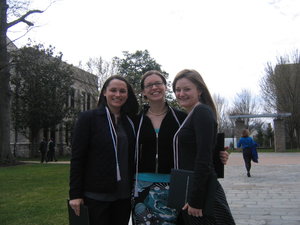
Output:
[142, 74, 166, 103]
[104, 79, 128, 112]
[174, 77, 201, 112]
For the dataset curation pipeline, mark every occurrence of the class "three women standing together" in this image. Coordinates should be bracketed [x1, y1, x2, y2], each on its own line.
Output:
[69, 70, 235, 225]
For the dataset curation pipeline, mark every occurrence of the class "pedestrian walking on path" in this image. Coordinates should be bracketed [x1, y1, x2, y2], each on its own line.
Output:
[47, 138, 57, 162]
[237, 129, 258, 177]
[39, 137, 47, 163]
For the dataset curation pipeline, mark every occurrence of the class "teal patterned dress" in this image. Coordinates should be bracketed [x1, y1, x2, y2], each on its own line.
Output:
[132, 173, 178, 225]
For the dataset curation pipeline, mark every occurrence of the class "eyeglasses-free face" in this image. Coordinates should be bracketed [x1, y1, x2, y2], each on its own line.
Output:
[104, 79, 128, 113]
[174, 77, 201, 113]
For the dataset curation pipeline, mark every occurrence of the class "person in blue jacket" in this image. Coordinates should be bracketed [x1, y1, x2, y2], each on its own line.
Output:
[237, 129, 258, 177]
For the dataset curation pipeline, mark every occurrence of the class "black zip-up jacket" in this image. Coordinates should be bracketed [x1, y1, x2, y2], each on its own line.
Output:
[69, 104, 136, 200]
[137, 106, 186, 174]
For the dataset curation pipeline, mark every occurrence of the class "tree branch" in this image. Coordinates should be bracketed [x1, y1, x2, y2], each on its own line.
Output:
[7, 10, 43, 29]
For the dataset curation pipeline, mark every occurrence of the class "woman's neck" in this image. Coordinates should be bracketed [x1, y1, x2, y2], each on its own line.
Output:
[186, 102, 200, 114]
[107, 106, 121, 119]
[148, 101, 167, 116]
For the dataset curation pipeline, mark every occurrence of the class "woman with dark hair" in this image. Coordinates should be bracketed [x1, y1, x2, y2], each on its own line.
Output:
[69, 75, 138, 225]
[172, 69, 235, 225]
[132, 70, 230, 225]
[237, 129, 258, 177]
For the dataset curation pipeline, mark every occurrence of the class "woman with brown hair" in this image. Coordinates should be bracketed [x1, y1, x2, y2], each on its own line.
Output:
[172, 69, 235, 225]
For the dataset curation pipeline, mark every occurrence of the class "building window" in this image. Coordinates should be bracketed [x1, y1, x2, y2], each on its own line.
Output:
[87, 93, 91, 110]
[65, 90, 70, 107]
[70, 88, 75, 108]
[65, 123, 69, 146]
[82, 92, 86, 111]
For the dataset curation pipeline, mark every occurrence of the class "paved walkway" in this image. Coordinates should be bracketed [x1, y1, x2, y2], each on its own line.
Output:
[23, 152, 300, 225]
[220, 152, 300, 225]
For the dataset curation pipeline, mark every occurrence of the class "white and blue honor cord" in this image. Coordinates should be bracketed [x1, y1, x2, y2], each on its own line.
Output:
[172, 106, 195, 169]
[134, 114, 144, 197]
[105, 106, 135, 182]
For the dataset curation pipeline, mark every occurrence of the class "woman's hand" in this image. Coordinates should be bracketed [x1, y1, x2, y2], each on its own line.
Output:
[69, 198, 84, 216]
[219, 150, 229, 165]
[182, 203, 203, 217]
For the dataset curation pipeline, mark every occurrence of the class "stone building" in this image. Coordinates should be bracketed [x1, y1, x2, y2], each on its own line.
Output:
[8, 39, 99, 157]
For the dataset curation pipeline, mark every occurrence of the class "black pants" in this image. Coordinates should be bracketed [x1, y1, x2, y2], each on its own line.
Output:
[84, 197, 131, 225]
[242, 148, 252, 172]
[40, 150, 46, 163]
[46, 150, 57, 161]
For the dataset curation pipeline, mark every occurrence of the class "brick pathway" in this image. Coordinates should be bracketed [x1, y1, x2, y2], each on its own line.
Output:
[227, 152, 300, 166]
[220, 152, 300, 225]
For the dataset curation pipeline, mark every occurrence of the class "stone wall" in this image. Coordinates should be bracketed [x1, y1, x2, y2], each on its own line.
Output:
[274, 118, 286, 152]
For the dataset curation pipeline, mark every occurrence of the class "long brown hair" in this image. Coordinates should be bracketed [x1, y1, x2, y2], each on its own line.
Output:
[172, 69, 217, 118]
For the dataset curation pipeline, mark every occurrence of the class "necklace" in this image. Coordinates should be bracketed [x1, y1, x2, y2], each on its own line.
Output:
[148, 108, 167, 116]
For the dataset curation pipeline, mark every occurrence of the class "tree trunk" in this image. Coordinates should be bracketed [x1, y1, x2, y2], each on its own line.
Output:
[13, 127, 18, 157]
[296, 127, 300, 149]
[0, 0, 14, 164]
[58, 124, 64, 156]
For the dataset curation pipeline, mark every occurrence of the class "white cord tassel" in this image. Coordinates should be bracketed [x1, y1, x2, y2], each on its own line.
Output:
[105, 107, 121, 181]
[134, 115, 144, 197]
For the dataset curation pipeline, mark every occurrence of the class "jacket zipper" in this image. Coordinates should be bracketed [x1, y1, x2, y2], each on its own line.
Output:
[139, 144, 142, 160]
[155, 132, 159, 173]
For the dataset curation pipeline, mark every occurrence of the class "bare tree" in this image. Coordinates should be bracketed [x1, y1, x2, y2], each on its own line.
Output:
[260, 50, 300, 148]
[85, 56, 118, 90]
[213, 94, 232, 135]
[229, 89, 260, 131]
[0, 0, 43, 164]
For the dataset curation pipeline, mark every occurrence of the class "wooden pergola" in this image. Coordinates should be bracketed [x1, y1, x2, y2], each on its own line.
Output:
[229, 113, 291, 152]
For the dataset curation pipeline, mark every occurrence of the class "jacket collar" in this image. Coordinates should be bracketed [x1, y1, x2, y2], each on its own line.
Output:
[95, 103, 127, 122]
[95, 104, 107, 116]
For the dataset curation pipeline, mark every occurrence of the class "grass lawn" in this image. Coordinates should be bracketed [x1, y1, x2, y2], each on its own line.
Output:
[0, 163, 70, 225]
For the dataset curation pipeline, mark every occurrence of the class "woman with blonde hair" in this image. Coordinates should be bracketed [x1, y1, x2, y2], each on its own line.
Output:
[237, 129, 258, 177]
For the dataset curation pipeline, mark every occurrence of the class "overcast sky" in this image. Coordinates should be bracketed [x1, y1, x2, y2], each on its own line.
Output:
[8, 0, 300, 104]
